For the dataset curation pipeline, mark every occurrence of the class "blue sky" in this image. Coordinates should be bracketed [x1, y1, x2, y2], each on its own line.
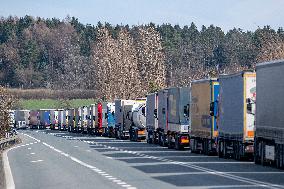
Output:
[0, 0, 284, 31]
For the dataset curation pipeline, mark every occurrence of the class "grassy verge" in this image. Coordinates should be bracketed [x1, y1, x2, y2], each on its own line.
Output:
[17, 99, 98, 109]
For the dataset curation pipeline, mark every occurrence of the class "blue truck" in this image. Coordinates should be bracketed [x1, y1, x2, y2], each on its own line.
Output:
[190, 79, 219, 155]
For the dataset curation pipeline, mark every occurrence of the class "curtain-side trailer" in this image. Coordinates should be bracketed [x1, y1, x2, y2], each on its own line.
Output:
[106, 103, 115, 138]
[218, 71, 256, 160]
[157, 89, 169, 146]
[167, 87, 190, 150]
[254, 60, 284, 168]
[190, 79, 219, 155]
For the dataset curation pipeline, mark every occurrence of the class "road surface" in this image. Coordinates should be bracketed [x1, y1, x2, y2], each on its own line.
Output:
[6, 129, 284, 189]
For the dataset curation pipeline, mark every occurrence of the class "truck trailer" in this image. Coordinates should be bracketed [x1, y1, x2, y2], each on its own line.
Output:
[129, 99, 147, 142]
[115, 99, 136, 139]
[190, 79, 219, 155]
[167, 87, 190, 150]
[39, 109, 51, 129]
[81, 106, 88, 133]
[146, 93, 159, 144]
[14, 110, 29, 129]
[74, 108, 82, 133]
[218, 71, 256, 160]
[157, 89, 169, 146]
[68, 109, 75, 132]
[29, 110, 39, 129]
[88, 104, 97, 135]
[254, 60, 284, 168]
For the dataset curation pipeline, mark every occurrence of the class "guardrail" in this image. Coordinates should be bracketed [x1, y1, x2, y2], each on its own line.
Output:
[0, 136, 18, 151]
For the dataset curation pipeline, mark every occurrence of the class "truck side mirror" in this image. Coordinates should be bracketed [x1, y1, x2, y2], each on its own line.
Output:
[112, 111, 114, 116]
[210, 102, 215, 116]
[184, 104, 189, 117]
[142, 107, 146, 116]
[105, 113, 108, 119]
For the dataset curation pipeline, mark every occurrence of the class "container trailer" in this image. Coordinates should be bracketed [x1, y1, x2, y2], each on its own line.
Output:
[254, 60, 284, 168]
[62, 110, 68, 131]
[167, 87, 190, 150]
[14, 110, 29, 129]
[146, 93, 159, 144]
[129, 99, 147, 142]
[58, 109, 65, 130]
[29, 110, 40, 129]
[218, 71, 256, 160]
[157, 89, 169, 146]
[39, 109, 51, 129]
[190, 79, 219, 155]
[106, 103, 115, 138]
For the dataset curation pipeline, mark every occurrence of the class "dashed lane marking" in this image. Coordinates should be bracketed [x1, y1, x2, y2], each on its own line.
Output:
[30, 160, 43, 163]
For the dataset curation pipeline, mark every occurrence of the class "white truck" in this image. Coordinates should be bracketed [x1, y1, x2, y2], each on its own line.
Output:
[81, 106, 89, 133]
[146, 93, 159, 144]
[14, 110, 29, 129]
[129, 99, 146, 142]
[218, 71, 256, 160]
[114, 99, 136, 139]
[167, 87, 190, 150]
[254, 60, 284, 168]
[157, 89, 169, 146]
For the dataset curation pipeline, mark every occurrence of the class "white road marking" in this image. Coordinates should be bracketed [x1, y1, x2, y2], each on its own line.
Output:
[30, 153, 35, 155]
[3, 147, 16, 189]
[28, 148, 31, 150]
[30, 160, 43, 163]
[74, 146, 79, 148]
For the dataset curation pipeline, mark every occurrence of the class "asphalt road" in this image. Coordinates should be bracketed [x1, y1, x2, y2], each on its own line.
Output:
[6, 129, 284, 189]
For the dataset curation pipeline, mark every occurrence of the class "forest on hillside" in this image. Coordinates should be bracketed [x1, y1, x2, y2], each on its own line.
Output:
[1, 15, 284, 100]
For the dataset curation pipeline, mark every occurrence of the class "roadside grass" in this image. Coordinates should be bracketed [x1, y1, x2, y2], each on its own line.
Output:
[17, 99, 98, 109]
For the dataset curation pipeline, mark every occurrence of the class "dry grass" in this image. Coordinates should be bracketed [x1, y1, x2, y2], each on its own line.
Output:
[7, 88, 98, 100]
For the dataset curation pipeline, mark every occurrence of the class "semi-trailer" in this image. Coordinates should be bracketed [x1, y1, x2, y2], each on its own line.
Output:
[39, 109, 51, 129]
[14, 110, 29, 129]
[218, 71, 256, 160]
[74, 108, 82, 133]
[129, 99, 147, 142]
[254, 60, 284, 168]
[101, 103, 108, 137]
[157, 89, 169, 146]
[88, 104, 97, 135]
[58, 109, 65, 130]
[190, 79, 219, 155]
[95, 103, 103, 136]
[115, 99, 136, 139]
[81, 106, 88, 133]
[146, 93, 159, 144]
[68, 109, 75, 132]
[29, 110, 39, 129]
[167, 87, 190, 150]
[106, 103, 115, 138]
[62, 110, 68, 131]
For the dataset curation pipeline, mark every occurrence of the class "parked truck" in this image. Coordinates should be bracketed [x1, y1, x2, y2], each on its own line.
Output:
[106, 103, 115, 138]
[81, 106, 88, 133]
[39, 109, 51, 129]
[146, 93, 159, 144]
[100, 103, 108, 137]
[14, 110, 29, 129]
[157, 89, 169, 146]
[29, 110, 39, 129]
[190, 79, 219, 155]
[88, 104, 97, 135]
[68, 109, 75, 132]
[129, 99, 147, 142]
[74, 108, 82, 133]
[218, 71, 256, 160]
[115, 99, 136, 139]
[254, 60, 284, 168]
[167, 87, 190, 150]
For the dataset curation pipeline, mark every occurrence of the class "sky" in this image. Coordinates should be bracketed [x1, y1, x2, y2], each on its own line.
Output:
[0, 0, 284, 32]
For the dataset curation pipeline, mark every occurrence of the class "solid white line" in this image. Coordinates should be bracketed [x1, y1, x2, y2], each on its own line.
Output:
[3, 148, 15, 189]
[30, 153, 35, 155]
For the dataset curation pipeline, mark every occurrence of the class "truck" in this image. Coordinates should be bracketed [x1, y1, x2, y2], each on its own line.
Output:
[115, 99, 136, 139]
[129, 99, 147, 142]
[29, 110, 39, 129]
[50, 110, 60, 130]
[100, 103, 108, 137]
[58, 110, 68, 131]
[167, 87, 190, 150]
[39, 109, 51, 129]
[190, 79, 219, 155]
[106, 103, 115, 138]
[218, 71, 256, 160]
[254, 60, 284, 168]
[74, 108, 82, 133]
[81, 106, 89, 133]
[157, 89, 169, 146]
[14, 110, 29, 129]
[95, 103, 103, 136]
[146, 93, 159, 144]
[88, 104, 97, 135]
[68, 109, 75, 132]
